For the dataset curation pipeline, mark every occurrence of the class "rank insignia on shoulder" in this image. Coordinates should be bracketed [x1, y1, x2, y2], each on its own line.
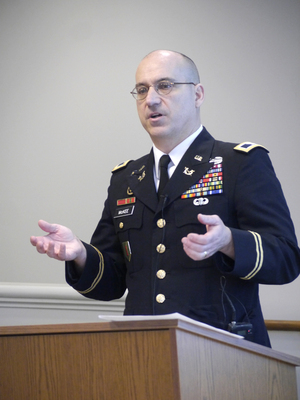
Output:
[234, 142, 269, 153]
[112, 160, 132, 173]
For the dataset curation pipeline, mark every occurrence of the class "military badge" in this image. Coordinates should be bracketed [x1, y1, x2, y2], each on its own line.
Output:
[234, 142, 268, 153]
[112, 160, 132, 172]
[183, 167, 195, 176]
[122, 241, 132, 262]
[194, 155, 203, 162]
[181, 161, 223, 199]
[193, 198, 209, 206]
[117, 197, 136, 206]
[209, 156, 223, 164]
[138, 171, 146, 181]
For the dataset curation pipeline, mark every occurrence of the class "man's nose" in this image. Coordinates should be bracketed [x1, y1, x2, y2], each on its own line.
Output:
[145, 86, 161, 106]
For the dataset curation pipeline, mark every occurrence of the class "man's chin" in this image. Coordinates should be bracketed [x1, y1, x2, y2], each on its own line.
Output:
[147, 128, 170, 140]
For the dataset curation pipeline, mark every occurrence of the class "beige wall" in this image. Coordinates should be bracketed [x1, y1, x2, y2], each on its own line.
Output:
[0, 0, 300, 321]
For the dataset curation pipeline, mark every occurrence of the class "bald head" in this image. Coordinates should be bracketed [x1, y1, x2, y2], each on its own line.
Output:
[134, 49, 205, 153]
[140, 50, 200, 84]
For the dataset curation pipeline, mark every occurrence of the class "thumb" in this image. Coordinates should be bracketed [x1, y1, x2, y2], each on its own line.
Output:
[197, 213, 219, 228]
[38, 220, 58, 234]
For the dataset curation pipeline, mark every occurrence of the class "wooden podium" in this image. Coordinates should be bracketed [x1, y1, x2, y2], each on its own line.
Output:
[0, 315, 299, 399]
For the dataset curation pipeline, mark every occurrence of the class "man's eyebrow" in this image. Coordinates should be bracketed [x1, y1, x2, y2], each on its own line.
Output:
[157, 77, 174, 82]
[135, 77, 174, 87]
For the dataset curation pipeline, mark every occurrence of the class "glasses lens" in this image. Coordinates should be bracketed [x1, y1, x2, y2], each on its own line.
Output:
[134, 85, 148, 100]
[156, 81, 173, 95]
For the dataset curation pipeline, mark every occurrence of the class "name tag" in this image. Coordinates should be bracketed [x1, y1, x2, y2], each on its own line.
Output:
[114, 205, 135, 218]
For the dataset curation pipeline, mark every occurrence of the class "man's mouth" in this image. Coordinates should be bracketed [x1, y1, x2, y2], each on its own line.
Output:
[150, 113, 162, 119]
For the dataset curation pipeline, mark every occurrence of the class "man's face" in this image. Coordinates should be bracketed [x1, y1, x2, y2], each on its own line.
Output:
[134, 51, 204, 152]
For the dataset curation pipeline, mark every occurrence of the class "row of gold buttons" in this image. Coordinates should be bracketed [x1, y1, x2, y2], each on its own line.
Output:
[156, 218, 167, 303]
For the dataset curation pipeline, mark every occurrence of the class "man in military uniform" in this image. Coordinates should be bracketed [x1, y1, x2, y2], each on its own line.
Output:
[30, 50, 300, 346]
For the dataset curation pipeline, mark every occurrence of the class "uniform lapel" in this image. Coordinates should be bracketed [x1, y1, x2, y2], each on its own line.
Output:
[162, 128, 215, 205]
[126, 129, 216, 212]
[127, 150, 158, 212]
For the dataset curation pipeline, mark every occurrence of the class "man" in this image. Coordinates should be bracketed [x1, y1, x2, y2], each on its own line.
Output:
[31, 50, 300, 347]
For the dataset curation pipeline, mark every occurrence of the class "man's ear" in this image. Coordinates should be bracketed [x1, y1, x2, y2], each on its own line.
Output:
[195, 84, 205, 108]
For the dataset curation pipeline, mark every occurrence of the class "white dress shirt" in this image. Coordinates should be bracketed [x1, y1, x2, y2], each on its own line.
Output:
[153, 125, 203, 190]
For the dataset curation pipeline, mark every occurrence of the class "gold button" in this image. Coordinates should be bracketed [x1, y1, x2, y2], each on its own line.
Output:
[157, 218, 166, 228]
[119, 222, 124, 229]
[156, 269, 166, 279]
[156, 294, 165, 303]
[156, 244, 166, 253]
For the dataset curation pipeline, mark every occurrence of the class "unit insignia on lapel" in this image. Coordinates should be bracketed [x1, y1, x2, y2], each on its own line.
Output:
[131, 165, 146, 182]
[181, 159, 223, 199]
[138, 171, 146, 181]
[194, 155, 203, 162]
[183, 167, 195, 176]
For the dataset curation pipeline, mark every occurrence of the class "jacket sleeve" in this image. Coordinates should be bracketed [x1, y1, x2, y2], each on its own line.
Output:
[65, 181, 127, 301]
[220, 147, 300, 284]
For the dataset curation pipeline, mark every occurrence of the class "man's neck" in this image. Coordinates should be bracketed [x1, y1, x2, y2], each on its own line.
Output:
[152, 125, 203, 154]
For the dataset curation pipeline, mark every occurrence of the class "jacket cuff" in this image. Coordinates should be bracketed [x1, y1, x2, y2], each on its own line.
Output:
[65, 242, 104, 292]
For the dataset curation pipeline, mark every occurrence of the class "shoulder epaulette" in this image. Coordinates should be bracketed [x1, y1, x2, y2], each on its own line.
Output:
[111, 160, 132, 173]
[234, 142, 269, 153]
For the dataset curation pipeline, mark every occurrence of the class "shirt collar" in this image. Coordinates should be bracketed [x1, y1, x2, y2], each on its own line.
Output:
[153, 125, 203, 180]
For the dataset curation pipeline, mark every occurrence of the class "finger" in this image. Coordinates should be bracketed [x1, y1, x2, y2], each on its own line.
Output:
[182, 236, 204, 252]
[57, 243, 67, 260]
[30, 236, 38, 246]
[185, 233, 208, 246]
[182, 242, 207, 261]
[46, 241, 58, 259]
[35, 239, 48, 254]
[46, 241, 67, 261]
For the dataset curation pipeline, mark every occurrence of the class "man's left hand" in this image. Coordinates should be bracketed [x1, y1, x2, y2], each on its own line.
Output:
[181, 213, 235, 260]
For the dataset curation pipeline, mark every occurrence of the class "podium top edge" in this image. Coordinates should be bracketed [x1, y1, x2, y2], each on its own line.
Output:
[1, 317, 299, 366]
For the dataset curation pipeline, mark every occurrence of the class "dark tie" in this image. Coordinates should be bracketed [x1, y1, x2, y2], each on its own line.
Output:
[157, 155, 171, 198]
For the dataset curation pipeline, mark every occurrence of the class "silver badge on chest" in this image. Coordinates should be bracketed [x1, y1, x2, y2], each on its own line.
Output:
[193, 198, 209, 206]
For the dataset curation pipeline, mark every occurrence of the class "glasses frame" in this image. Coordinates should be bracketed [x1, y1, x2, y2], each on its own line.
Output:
[130, 81, 196, 100]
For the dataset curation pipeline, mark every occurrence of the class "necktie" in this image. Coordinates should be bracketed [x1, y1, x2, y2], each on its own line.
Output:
[157, 155, 171, 198]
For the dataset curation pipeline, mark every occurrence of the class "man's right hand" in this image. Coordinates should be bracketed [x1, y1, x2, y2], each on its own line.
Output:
[30, 220, 87, 268]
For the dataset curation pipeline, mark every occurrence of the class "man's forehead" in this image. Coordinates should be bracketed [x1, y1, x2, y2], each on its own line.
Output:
[135, 55, 186, 84]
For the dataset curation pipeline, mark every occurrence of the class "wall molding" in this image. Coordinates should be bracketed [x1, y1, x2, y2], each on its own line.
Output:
[0, 282, 126, 312]
[1, 283, 299, 331]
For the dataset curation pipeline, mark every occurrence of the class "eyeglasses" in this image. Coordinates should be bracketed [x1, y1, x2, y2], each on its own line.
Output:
[130, 80, 196, 100]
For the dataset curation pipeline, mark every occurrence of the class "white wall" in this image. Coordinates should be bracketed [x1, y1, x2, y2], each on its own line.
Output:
[0, 0, 300, 323]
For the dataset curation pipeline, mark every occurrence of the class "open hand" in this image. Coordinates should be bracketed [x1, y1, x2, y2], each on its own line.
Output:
[30, 220, 86, 266]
